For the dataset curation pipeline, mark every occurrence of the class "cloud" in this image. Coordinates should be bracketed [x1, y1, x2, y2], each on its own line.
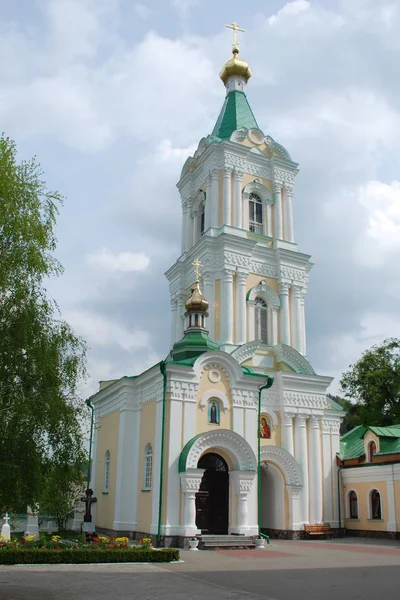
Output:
[171, 0, 199, 19]
[133, 4, 154, 20]
[268, 0, 310, 24]
[86, 248, 150, 273]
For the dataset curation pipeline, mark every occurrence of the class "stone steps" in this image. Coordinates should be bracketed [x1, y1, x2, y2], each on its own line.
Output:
[198, 534, 257, 550]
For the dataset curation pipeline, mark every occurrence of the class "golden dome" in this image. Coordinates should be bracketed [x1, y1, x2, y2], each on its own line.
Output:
[185, 280, 209, 312]
[220, 50, 252, 84]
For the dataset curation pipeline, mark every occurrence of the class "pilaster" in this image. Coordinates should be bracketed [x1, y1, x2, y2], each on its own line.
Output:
[236, 271, 247, 345]
[221, 267, 234, 345]
[279, 282, 290, 346]
[273, 182, 283, 240]
[283, 185, 294, 243]
[295, 414, 309, 524]
[210, 169, 219, 228]
[308, 415, 323, 523]
[233, 169, 243, 229]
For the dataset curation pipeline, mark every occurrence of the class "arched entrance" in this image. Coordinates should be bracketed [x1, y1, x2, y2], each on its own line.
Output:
[196, 453, 229, 534]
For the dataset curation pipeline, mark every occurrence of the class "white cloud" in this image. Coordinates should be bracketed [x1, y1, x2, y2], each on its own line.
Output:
[171, 0, 199, 19]
[268, 0, 310, 24]
[133, 4, 154, 20]
[86, 248, 150, 273]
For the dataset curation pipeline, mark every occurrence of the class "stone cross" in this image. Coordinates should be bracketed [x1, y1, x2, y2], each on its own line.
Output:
[226, 21, 245, 51]
[1, 513, 11, 541]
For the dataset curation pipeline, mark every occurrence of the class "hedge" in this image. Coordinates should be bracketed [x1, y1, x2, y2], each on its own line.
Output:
[0, 547, 180, 565]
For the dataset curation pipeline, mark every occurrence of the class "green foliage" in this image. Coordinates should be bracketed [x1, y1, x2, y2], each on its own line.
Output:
[340, 338, 400, 426]
[0, 134, 87, 511]
[39, 462, 85, 531]
[328, 394, 362, 434]
[0, 547, 179, 565]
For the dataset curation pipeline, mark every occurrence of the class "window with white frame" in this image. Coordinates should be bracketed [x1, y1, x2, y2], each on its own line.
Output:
[199, 203, 205, 236]
[143, 443, 153, 490]
[249, 193, 263, 234]
[368, 441, 377, 462]
[348, 490, 358, 519]
[103, 450, 111, 492]
[370, 489, 382, 519]
[254, 297, 268, 344]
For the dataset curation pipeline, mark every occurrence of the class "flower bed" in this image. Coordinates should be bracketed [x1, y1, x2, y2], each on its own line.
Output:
[0, 534, 179, 565]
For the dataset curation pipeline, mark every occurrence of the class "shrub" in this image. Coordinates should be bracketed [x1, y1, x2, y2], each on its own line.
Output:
[0, 547, 179, 565]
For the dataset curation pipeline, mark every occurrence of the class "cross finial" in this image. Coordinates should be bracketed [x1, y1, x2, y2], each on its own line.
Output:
[3, 513, 9, 525]
[192, 258, 203, 282]
[226, 21, 245, 53]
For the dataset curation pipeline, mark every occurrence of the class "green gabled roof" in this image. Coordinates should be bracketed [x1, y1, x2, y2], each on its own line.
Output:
[339, 424, 400, 460]
[171, 330, 220, 362]
[212, 90, 259, 139]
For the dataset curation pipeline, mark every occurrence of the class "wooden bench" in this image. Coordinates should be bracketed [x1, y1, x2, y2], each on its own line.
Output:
[304, 524, 335, 539]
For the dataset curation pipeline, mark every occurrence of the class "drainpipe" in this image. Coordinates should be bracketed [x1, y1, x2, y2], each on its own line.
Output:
[337, 465, 342, 534]
[157, 361, 168, 547]
[85, 399, 94, 490]
[258, 377, 273, 543]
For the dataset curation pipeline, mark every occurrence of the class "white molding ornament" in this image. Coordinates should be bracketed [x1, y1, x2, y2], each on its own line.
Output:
[183, 429, 257, 472]
[199, 390, 229, 413]
[274, 344, 315, 375]
[283, 392, 326, 410]
[260, 445, 303, 487]
[247, 279, 280, 309]
[231, 341, 262, 364]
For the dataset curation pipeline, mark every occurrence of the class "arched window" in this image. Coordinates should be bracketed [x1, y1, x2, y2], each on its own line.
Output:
[348, 491, 358, 519]
[249, 193, 263, 234]
[199, 203, 205, 236]
[254, 297, 268, 343]
[368, 441, 377, 462]
[208, 399, 220, 425]
[370, 489, 381, 520]
[103, 450, 111, 492]
[143, 443, 153, 491]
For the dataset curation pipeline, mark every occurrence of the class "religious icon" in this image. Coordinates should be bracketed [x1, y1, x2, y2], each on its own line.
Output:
[208, 400, 220, 425]
[259, 415, 271, 439]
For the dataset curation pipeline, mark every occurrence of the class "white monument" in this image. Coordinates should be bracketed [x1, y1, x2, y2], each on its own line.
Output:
[1, 513, 11, 541]
[25, 505, 39, 539]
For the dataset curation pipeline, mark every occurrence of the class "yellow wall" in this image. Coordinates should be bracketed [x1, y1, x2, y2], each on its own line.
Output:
[137, 400, 157, 533]
[196, 369, 232, 435]
[343, 480, 388, 531]
[95, 410, 120, 530]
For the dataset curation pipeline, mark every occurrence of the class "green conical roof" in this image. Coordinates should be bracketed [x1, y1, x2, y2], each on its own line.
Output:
[212, 90, 259, 140]
[171, 330, 219, 362]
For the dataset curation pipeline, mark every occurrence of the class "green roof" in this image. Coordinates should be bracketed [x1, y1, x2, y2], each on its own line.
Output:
[171, 330, 220, 362]
[339, 424, 400, 460]
[212, 90, 259, 139]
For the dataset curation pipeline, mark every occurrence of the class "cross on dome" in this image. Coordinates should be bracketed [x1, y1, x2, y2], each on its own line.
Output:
[192, 258, 203, 282]
[226, 21, 245, 53]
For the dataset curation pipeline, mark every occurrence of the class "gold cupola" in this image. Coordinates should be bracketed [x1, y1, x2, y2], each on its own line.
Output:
[185, 280, 209, 313]
[220, 49, 252, 85]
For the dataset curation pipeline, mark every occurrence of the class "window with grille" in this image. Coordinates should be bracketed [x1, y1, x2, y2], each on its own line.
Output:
[103, 450, 111, 492]
[254, 297, 268, 343]
[348, 491, 358, 519]
[143, 443, 153, 490]
[249, 193, 263, 234]
[370, 489, 381, 519]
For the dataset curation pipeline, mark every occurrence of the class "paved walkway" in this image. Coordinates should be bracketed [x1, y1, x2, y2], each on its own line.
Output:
[1, 539, 400, 600]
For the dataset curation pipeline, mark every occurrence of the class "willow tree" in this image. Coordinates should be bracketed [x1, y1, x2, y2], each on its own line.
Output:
[0, 134, 87, 512]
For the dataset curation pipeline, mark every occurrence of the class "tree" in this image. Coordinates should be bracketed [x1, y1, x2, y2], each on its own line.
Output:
[340, 338, 400, 426]
[0, 134, 87, 512]
[327, 394, 361, 434]
[40, 460, 86, 531]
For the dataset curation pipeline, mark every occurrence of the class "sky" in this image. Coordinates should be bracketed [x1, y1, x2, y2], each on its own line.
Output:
[1, 0, 400, 398]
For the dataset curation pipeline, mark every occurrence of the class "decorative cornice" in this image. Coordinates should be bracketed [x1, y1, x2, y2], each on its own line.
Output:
[231, 341, 262, 364]
[284, 391, 326, 410]
[260, 445, 303, 486]
[183, 429, 257, 472]
[275, 344, 315, 375]
[247, 279, 280, 309]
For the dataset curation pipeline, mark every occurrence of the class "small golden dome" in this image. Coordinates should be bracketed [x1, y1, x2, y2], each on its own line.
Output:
[185, 280, 209, 312]
[220, 50, 252, 84]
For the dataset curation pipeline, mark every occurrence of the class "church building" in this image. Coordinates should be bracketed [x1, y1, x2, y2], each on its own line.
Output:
[89, 28, 343, 546]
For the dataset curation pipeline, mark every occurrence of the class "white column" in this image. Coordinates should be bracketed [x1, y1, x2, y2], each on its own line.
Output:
[300, 294, 307, 356]
[186, 207, 193, 251]
[287, 486, 302, 530]
[279, 282, 290, 346]
[283, 185, 295, 242]
[242, 192, 249, 231]
[295, 414, 309, 524]
[175, 296, 184, 340]
[271, 307, 278, 347]
[210, 169, 219, 228]
[248, 300, 255, 341]
[170, 299, 177, 346]
[290, 285, 303, 354]
[266, 203, 273, 237]
[330, 420, 341, 527]
[221, 268, 234, 344]
[282, 413, 294, 456]
[236, 271, 247, 345]
[233, 169, 243, 229]
[181, 203, 188, 254]
[308, 416, 323, 524]
[203, 273, 214, 339]
[273, 183, 283, 240]
[165, 398, 183, 534]
[322, 420, 333, 525]
[180, 470, 204, 536]
[222, 167, 232, 226]
[230, 471, 255, 534]
[386, 468, 397, 532]
[205, 176, 211, 231]
[113, 406, 139, 531]
[150, 394, 165, 533]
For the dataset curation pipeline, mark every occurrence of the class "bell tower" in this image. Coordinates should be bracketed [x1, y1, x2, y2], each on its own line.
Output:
[166, 24, 312, 373]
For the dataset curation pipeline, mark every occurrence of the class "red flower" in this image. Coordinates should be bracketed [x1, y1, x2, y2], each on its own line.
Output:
[55, 547, 60, 551]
